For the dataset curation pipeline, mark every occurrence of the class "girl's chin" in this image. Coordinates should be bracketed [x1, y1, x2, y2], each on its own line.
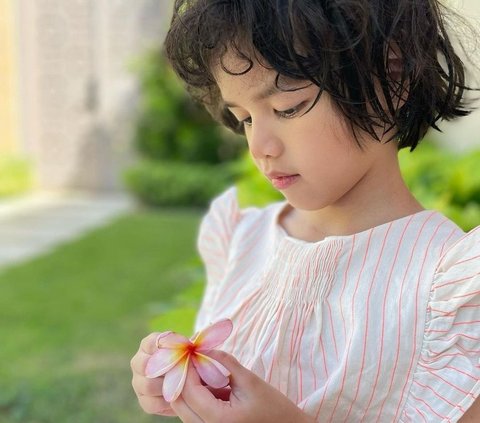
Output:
[282, 195, 329, 212]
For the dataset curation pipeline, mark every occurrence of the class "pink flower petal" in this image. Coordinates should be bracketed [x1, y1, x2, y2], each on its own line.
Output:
[192, 352, 230, 389]
[194, 319, 233, 351]
[197, 352, 230, 377]
[156, 332, 190, 349]
[157, 331, 173, 340]
[145, 348, 187, 378]
[163, 355, 190, 402]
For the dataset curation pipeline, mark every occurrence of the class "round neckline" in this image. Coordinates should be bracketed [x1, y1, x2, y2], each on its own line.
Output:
[273, 200, 436, 245]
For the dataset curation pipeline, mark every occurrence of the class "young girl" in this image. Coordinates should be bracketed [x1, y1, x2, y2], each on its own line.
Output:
[130, 0, 480, 421]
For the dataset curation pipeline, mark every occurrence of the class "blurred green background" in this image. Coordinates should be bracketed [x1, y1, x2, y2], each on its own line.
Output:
[1, 8, 480, 423]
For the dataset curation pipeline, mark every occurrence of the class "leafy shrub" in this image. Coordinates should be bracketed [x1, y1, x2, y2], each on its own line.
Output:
[123, 160, 237, 208]
[235, 142, 480, 231]
[0, 155, 34, 197]
[124, 48, 246, 207]
[234, 151, 282, 207]
[399, 143, 480, 231]
[129, 49, 244, 164]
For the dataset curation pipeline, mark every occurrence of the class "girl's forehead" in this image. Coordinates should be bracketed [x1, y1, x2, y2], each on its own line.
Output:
[214, 49, 309, 102]
[214, 53, 273, 97]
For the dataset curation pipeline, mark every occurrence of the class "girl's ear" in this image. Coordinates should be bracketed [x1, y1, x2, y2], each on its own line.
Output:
[386, 42, 403, 82]
[386, 42, 409, 109]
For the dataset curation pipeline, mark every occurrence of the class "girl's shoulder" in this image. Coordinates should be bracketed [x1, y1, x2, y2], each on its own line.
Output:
[433, 221, 479, 277]
[427, 220, 479, 313]
[197, 186, 280, 255]
[402, 223, 480, 422]
[199, 185, 280, 236]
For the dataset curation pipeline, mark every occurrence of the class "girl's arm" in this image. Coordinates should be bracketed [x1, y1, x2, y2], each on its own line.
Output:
[459, 397, 480, 422]
[170, 350, 314, 423]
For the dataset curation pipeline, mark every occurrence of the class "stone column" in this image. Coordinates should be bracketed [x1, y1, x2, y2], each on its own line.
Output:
[432, 0, 480, 152]
[0, 0, 21, 155]
[16, 0, 173, 191]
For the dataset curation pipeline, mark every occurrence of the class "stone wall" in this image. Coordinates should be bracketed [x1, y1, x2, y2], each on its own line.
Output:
[0, 0, 20, 154]
[428, 0, 480, 152]
[15, 0, 173, 191]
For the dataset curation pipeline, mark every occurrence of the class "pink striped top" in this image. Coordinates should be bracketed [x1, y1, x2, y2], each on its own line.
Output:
[195, 187, 480, 422]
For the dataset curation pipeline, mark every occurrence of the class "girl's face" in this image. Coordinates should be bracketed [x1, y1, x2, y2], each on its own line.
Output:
[215, 52, 399, 212]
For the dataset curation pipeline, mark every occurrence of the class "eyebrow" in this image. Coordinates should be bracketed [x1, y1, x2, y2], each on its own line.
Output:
[223, 83, 281, 108]
[223, 80, 310, 108]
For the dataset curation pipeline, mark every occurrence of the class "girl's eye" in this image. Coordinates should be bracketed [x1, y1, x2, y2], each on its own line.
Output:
[276, 101, 308, 119]
[276, 107, 299, 118]
[239, 102, 308, 127]
[241, 117, 253, 127]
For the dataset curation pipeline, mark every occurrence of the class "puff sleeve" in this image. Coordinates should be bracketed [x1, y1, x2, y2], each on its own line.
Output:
[195, 186, 241, 330]
[401, 226, 480, 423]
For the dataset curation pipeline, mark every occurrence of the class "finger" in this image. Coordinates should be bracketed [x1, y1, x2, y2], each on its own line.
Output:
[131, 373, 164, 396]
[170, 395, 204, 423]
[130, 350, 151, 375]
[137, 394, 177, 416]
[140, 332, 167, 355]
[180, 361, 229, 421]
[206, 386, 231, 401]
[205, 350, 255, 389]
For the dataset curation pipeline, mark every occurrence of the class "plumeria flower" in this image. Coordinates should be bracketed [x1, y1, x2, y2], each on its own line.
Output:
[145, 318, 233, 402]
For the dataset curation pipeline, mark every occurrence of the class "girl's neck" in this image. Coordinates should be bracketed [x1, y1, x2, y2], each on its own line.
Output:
[279, 153, 424, 243]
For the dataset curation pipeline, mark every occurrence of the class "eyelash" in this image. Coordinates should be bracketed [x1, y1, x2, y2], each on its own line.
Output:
[240, 102, 306, 127]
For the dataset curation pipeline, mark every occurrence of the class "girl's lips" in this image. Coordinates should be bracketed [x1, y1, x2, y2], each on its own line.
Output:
[270, 174, 300, 190]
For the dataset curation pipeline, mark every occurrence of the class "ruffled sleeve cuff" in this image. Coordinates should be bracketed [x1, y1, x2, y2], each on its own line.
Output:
[195, 186, 241, 330]
[401, 226, 480, 422]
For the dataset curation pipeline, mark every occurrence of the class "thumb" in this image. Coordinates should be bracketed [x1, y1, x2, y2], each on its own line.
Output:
[205, 350, 256, 391]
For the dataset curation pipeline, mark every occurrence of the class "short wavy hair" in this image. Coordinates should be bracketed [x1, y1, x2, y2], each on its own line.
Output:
[164, 0, 475, 151]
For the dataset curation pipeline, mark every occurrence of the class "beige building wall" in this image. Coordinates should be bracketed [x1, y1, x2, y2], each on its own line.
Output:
[14, 0, 173, 191]
[0, 0, 20, 154]
[432, 0, 480, 152]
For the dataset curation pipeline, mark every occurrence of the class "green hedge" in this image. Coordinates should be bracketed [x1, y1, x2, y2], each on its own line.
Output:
[129, 49, 244, 164]
[124, 48, 246, 208]
[399, 143, 480, 231]
[123, 160, 238, 208]
[234, 150, 283, 207]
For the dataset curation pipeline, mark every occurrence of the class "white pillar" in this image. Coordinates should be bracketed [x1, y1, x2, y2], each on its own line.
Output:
[432, 0, 480, 152]
[16, 0, 173, 191]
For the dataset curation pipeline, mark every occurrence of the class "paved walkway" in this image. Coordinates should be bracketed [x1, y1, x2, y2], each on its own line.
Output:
[0, 191, 135, 269]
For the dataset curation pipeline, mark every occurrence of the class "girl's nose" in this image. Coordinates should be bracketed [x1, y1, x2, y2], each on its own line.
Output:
[247, 122, 284, 160]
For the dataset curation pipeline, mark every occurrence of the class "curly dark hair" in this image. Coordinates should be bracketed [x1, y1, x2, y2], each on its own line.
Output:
[164, 0, 475, 151]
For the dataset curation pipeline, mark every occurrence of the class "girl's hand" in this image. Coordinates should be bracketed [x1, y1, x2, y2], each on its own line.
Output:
[170, 350, 314, 423]
[130, 333, 177, 416]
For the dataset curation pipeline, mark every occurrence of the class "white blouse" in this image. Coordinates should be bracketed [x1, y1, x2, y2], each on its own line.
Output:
[195, 186, 480, 422]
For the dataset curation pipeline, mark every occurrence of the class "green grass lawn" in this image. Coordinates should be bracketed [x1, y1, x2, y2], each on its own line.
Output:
[0, 208, 203, 423]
